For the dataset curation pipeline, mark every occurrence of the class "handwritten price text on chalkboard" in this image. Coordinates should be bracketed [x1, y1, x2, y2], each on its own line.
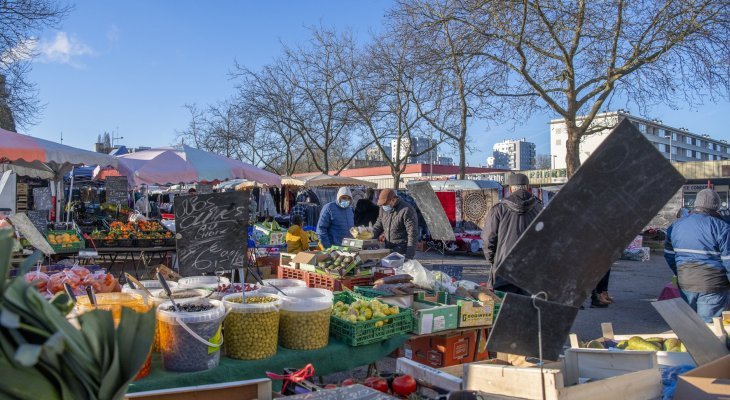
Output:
[174, 191, 249, 275]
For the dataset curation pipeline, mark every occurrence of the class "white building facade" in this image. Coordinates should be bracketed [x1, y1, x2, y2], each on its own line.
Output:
[491, 139, 536, 170]
[391, 137, 439, 164]
[550, 111, 730, 169]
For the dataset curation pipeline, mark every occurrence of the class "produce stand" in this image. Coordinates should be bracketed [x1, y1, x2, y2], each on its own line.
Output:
[128, 335, 408, 393]
[93, 246, 176, 278]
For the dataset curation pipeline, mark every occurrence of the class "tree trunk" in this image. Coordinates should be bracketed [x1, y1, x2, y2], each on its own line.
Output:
[458, 138, 467, 179]
[393, 170, 402, 189]
[0, 75, 16, 132]
[565, 121, 582, 177]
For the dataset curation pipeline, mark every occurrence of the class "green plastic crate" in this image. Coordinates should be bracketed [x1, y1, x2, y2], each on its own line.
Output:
[47, 230, 85, 253]
[330, 291, 413, 346]
[353, 286, 391, 298]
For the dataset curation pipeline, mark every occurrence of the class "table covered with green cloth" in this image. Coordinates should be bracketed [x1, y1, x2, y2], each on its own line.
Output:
[127, 335, 408, 393]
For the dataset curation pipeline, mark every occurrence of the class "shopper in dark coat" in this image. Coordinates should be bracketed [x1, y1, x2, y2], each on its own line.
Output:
[372, 189, 419, 259]
[482, 174, 542, 294]
[354, 188, 380, 227]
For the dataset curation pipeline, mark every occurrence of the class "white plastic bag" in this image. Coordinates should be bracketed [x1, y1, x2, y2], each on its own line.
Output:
[432, 271, 457, 294]
[129, 210, 147, 223]
[454, 280, 480, 291]
[396, 260, 435, 290]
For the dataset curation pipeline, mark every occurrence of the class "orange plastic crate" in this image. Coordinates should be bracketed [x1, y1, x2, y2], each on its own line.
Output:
[277, 266, 308, 281]
[308, 273, 374, 291]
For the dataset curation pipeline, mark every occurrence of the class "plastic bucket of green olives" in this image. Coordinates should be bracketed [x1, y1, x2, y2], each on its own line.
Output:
[156, 298, 225, 372]
[149, 288, 209, 352]
[258, 278, 307, 295]
[278, 287, 333, 350]
[222, 293, 282, 360]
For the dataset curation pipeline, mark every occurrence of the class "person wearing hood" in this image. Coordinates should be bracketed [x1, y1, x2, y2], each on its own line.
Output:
[482, 174, 542, 295]
[664, 188, 730, 322]
[316, 187, 355, 249]
[372, 188, 419, 259]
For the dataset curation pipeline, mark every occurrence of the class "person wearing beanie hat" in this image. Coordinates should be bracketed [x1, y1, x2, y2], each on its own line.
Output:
[482, 175, 542, 296]
[316, 186, 355, 249]
[371, 188, 419, 259]
[665, 188, 730, 322]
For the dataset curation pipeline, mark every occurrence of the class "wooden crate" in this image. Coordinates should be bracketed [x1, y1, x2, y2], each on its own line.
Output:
[125, 379, 272, 400]
[464, 349, 662, 400]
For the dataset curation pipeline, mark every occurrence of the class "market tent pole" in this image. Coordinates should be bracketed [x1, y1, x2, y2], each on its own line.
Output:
[65, 171, 74, 223]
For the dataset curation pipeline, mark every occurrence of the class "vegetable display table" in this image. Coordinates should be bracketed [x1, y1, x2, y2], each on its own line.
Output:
[127, 335, 408, 393]
[94, 246, 176, 278]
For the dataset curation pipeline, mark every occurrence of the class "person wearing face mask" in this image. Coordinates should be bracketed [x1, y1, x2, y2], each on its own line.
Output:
[316, 187, 355, 249]
[372, 188, 419, 259]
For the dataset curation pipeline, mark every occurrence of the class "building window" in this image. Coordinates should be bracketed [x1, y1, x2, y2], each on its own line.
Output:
[638, 124, 646, 133]
[671, 146, 677, 155]
[686, 137, 692, 145]
[686, 149, 692, 157]
[672, 132, 678, 141]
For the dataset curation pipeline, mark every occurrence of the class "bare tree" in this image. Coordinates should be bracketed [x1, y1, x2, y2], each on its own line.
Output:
[276, 28, 371, 174]
[0, 0, 72, 130]
[390, 0, 521, 179]
[177, 101, 257, 164]
[535, 153, 553, 169]
[450, 0, 730, 176]
[233, 64, 308, 176]
[338, 27, 445, 188]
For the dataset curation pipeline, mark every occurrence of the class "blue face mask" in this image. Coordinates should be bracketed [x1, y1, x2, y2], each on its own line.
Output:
[382, 204, 393, 213]
[339, 200, 351, 208]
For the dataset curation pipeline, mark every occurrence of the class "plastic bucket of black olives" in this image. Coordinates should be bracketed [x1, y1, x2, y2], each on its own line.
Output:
[278, 287, 334, 350]
[222, 293, 282, 360]
[156, 298, 225, 372]
[148, 288, 209, 352]
[258, 278, 307, 295]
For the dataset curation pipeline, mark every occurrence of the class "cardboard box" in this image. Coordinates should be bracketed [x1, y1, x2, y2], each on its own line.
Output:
[279, 252, 295, 268]
[411, 300, 459, 334]
[291, 251, 328, 272]
[405, 329, 477, 368]
[456, 298, 495, 328]
[342, 238, 381, 250]
[675, 354, 730, 400]
[357, 248, 390, 261]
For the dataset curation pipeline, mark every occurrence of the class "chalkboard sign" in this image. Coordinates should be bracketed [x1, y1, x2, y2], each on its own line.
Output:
[26, 209, 49, 235]
[32, 187, 52, 210]
[106, 176, 129, 206]
[174, 191, 249, 276]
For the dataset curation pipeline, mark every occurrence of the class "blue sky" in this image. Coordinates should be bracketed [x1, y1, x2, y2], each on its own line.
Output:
[23, 0, 730, 167]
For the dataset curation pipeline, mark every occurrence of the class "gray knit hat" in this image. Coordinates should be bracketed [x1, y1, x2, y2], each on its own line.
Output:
[507, 173, 529, 186]
[694, 189, 720, 211]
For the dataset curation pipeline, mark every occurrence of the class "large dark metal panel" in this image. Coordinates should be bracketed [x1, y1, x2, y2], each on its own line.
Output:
[407, 181, 456, 242]
[486, 293, 579, 360]
[496, 120, 685, 306]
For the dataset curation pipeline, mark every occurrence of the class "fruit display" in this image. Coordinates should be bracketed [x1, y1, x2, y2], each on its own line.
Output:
[28, 266, 120, 296]
[581, 336, 686, 352]
[47, 231, 81, 245]
[156, 299, 225, 372]
[333, 298, 400, 328]
[137, 220, 165, 232]
[108, 221, 138, 238]
[223, 294, 281, 360]
[350, 225, 374, 239]
[314, 250, 373, 277]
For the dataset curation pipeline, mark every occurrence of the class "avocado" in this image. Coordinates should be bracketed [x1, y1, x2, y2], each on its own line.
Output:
[586, 340, 605, 349]
[664, 338, 681, 352]
[627, 336, 661, 351]
[616, 340, 628, 350]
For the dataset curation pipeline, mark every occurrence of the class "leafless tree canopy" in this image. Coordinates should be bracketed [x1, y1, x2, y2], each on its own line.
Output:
[181, 0, 728, 181]
[446, 0, 730, 175]
[0, 0, 72, 130]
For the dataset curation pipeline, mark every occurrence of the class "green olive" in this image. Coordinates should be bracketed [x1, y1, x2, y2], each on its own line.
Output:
[278, 308, 331, 350]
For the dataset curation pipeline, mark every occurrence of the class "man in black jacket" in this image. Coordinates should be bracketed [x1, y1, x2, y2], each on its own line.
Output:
[482, 174, 542, 294]
[372, 189, 419, 259]
[354, 188, 380, 227]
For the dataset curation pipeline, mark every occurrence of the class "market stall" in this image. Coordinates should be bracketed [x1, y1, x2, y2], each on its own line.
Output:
[0, 127, 119, 222]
